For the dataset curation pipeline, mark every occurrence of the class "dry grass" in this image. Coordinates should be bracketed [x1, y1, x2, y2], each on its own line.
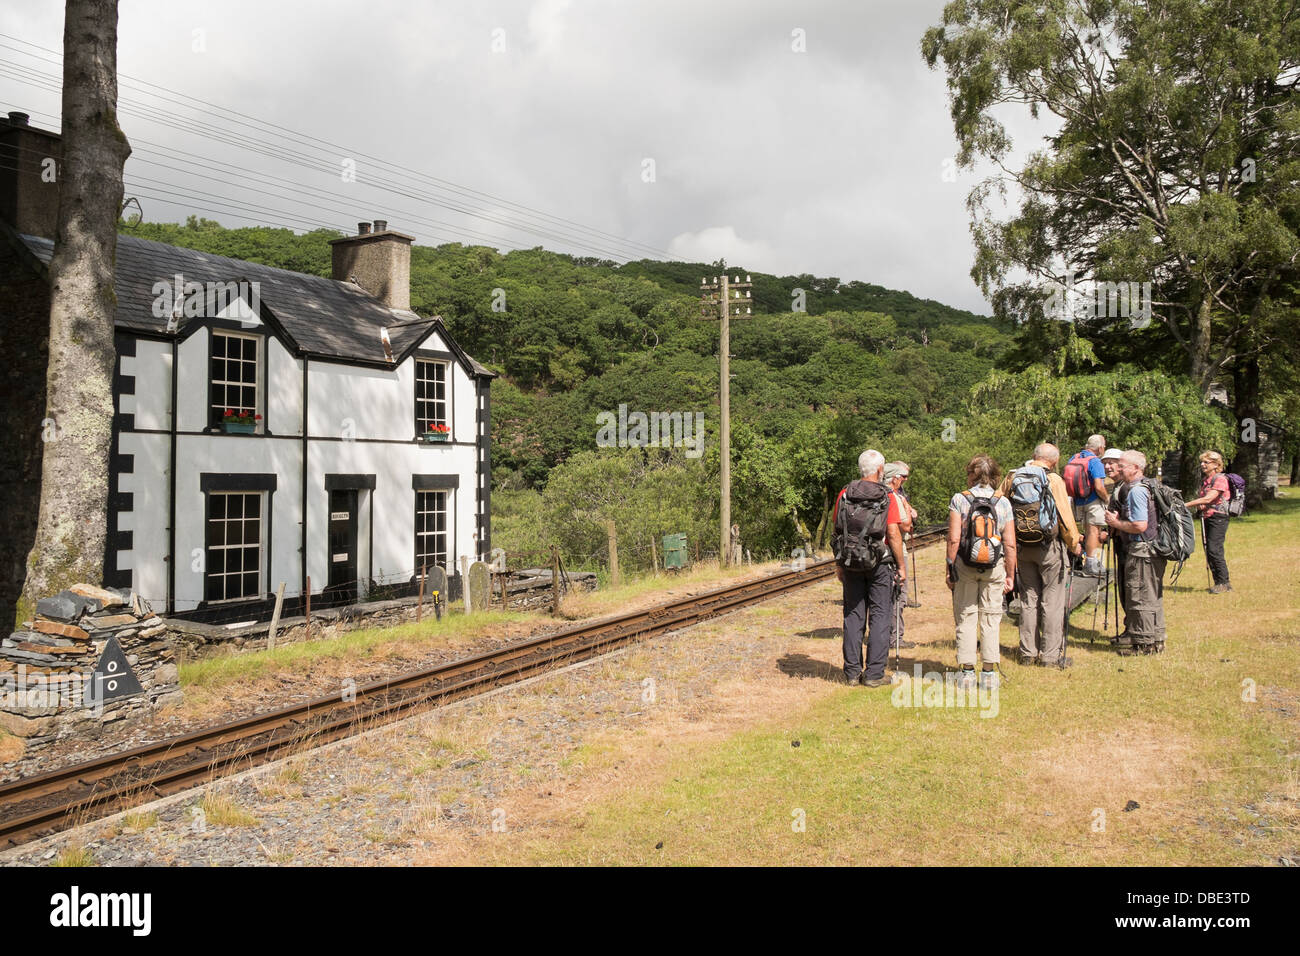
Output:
[50, 846, 94, 867]
[200, 791, 260, 827]
[397, 500, 1300, 866]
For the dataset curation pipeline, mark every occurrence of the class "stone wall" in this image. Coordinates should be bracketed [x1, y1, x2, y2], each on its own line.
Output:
[0, 584, 180, 750]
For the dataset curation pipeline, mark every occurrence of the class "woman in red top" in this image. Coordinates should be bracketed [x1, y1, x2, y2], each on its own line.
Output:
[1185, 450, 1232, 593]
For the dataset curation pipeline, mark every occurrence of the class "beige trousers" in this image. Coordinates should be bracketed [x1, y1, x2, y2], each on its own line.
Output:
[1018, 539, 1068, 664]
[952, 560, 1006, 666]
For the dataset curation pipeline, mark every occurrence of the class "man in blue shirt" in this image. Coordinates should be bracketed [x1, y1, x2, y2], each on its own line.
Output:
[1065, 435, 1110, 574]
[1104, 450, 1166, 655]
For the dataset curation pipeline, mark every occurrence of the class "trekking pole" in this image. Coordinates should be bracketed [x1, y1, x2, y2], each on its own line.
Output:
[908, 547, 920, 608]
[893, 572, 902, 673]
[1101, 540, 1110, 630]
[1089, 546, 1101, 642]
[1064, 562, 1074, 649]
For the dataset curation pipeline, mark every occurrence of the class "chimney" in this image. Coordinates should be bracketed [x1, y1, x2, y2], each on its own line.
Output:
[0, 111, 62, 238]
[329, 218, 414, 311]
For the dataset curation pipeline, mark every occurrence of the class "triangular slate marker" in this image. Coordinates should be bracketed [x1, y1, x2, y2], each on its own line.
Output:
[93, 636, 144, 702]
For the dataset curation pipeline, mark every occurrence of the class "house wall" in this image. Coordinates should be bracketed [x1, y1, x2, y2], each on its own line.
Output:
[112, 322, 486, 616]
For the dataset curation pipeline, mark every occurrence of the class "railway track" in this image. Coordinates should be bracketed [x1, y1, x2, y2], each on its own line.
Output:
[0, 527, 944, 850]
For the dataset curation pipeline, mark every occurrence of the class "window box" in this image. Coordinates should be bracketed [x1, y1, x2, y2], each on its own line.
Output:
[223, 422, 257, 435]
[420, 432, 450, 443]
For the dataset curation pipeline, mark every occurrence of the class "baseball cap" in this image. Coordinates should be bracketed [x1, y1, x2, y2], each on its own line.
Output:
[882, 462, 907, 481]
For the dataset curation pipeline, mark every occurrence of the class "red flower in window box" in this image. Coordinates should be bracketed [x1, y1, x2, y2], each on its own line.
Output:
[422, 422, 450, 442]
[222, 408, 261, 433]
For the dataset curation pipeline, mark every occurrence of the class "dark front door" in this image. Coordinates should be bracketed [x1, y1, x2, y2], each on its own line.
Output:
[327, 488, 359, 601]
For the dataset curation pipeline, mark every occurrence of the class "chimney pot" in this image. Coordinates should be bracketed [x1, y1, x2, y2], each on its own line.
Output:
[373, 219, 388, 233]
[7, 111, 29, 126]
[357, 221, 371, 235]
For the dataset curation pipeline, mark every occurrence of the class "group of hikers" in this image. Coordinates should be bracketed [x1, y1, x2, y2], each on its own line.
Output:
[832, 437, 1239, 689]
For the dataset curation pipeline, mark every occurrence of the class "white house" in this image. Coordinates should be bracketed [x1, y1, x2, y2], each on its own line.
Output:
[0, 112, 493, 622]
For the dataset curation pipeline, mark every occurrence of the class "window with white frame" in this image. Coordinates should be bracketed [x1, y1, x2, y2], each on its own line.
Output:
[415, 359, 449, 438]
[415, 490, 449, 573]
[210, 330, 260, 428]
[205, 491, 263, 601]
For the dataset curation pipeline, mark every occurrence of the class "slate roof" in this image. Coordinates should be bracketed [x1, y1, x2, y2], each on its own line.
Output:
[17, 232, 492, 374]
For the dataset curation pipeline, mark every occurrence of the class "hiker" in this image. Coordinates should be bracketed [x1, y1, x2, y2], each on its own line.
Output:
[1104, 450, 1166, 654]
[1101, 448, 1125, 494]
[946, 454, 1017, 690]
[998, 443, 1082, 668]
[1064, 435, 1110, 573]
[1100, 448, 1126, 611]
[883, 461, 917, 650]
[832, 449, 907, 687]
[1185, 450, 1232, 594]
[886, 461, 918, 534]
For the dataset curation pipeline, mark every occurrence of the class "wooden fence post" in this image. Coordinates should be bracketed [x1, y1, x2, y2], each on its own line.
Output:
[606, 519, 619, 588]
[551, 546, 561, 617]
[267, 582, 286, 651]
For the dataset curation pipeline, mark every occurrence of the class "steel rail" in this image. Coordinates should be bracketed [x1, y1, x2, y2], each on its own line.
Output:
[0, 528, 944, 848]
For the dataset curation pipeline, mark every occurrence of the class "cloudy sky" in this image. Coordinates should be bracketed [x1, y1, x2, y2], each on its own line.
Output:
[0, 0, 1047, 314]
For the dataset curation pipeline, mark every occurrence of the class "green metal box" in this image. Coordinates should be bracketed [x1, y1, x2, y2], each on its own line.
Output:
[662, 533, 689, 570]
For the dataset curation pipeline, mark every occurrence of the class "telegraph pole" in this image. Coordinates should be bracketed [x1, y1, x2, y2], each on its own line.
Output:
[700, 273, 752, 565]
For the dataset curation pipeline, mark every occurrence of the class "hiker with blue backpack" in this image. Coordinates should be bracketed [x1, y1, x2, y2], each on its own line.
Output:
[1063, 435, 1111, 574]
[1185, 450, 1236, 594]
[997, 444, 1083, 668]
[946, 454, 1017, 690]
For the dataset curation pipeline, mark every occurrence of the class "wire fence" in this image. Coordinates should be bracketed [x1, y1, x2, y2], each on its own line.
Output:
[136, 530, 793, 629]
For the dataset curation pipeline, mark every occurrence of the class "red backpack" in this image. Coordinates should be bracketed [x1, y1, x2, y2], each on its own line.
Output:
[1063, 451, 1095, 500]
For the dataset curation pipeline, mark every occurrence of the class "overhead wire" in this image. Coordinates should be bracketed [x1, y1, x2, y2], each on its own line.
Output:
[0, 36, 675, 262]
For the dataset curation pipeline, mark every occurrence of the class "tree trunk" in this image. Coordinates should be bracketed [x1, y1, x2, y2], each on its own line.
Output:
[1229, 355, 1265, 509]
[1290, 448, 1299, 488]
[1191, 294, 1215, 393]
[18, 0, 131, 622]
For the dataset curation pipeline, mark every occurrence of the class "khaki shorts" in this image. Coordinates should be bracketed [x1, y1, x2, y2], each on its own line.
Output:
[1074, 500, 1107, 527]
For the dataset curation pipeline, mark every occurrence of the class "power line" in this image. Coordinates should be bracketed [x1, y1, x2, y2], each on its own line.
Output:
[0, 35, 675, 261]
[0, 57, 645, 260]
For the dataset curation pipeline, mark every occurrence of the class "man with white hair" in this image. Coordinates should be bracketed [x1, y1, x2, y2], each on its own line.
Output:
[1105, 450, 1166, 654]
[998, 442, 1082, 667]
[1064, 434, 1110, 573]
[832, 449, 907, 686]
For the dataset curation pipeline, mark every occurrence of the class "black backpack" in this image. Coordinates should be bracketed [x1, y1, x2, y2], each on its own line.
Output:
[959, 492, 1004, 570]
[832, 480, 890, 573]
